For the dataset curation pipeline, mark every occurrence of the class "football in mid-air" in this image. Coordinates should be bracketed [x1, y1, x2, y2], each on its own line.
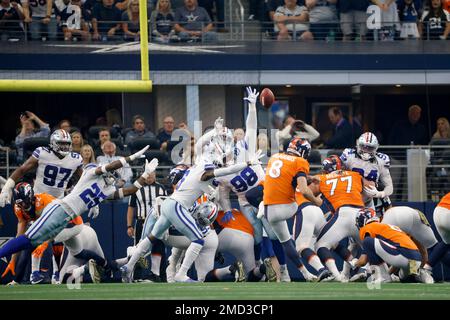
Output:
[260, 88, 275, 109]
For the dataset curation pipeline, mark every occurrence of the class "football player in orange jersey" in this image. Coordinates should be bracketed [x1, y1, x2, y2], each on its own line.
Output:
[354, 208, 425, 283]
[1, 183, 83, 284]
[263, 137, 327, 281]
[428, 192, 450, 271]
[309, 158, 366, 282]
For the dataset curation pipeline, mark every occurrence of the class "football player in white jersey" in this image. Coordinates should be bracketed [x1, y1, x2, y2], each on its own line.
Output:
[0, 129, 83, 204]
[340, 132, 393, 209]
[120, 123, 264, 282]
[0, 145, 157, 260]
[0, 129, 84, 284]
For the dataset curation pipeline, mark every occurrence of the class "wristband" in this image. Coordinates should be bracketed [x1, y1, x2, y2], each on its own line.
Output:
[134, 180, 143, 189]
[101, 165, 107, 173]
[117, 188, 124, 199]
[119, 157, 127, 166]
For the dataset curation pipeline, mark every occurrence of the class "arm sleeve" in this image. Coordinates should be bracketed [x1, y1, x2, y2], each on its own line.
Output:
[276, 125, 292, 147]
[379, 166, 394, 197]
[217, 184, 232, 212]
[302, 123, 320, 142]
[245, 101, 257, 156]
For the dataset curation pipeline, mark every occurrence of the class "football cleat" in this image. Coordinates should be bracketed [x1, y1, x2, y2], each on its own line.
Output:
[88, 259, 104, 284]
[137, 256, 149, 270]
[263, 258, 277, 282]
[317, 269, 334, 282]
[349, 270, 369, 282]
[120, 265, 133, 283]
[234, 261, 246, 282]
[51, 271, 61, 285]
[279, 267, 291, 282]
[174, 273, 197, 283]
[419, 267, 434, 284]
[72, 265, 86, 281]
[301, 269, 318, 282]
[30, 271, 46, 284]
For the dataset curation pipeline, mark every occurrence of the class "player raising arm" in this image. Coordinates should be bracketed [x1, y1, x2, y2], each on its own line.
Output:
[0, 145, 157, 260]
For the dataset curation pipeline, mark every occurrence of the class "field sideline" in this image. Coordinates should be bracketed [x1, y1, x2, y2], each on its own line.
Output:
[0, 282, 449, 300]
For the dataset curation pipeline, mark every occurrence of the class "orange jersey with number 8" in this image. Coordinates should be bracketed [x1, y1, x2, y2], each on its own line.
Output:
[263, 153, 310, 205]
[359, 222, 418, 251]
[317, 170, 364, 211]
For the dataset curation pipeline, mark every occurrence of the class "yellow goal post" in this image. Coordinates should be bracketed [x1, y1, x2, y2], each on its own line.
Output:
[0, 0, 152, 93]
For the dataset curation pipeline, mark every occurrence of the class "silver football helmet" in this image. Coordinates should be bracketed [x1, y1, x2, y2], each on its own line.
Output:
[356, 132, 379, 161]
[193, 201, 218, 227]
[50, 129, 72, 156]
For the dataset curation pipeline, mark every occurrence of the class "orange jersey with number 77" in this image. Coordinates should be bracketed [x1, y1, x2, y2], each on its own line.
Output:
[263, 153, 310, 205]
[316, 170, 364, 211]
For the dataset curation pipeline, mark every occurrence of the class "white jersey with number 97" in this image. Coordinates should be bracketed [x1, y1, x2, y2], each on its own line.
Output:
[32, 147, 83, 199]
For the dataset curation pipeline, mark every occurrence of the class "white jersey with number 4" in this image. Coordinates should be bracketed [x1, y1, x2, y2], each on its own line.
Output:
[59, 165, 116, 219]
[171, 163, 218, 210]
[32, 147, 83, 199]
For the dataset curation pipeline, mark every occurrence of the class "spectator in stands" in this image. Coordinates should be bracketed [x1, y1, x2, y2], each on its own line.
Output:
[431, 117, 450, 141]
[305, 0, 338, 41]
[124, 115, 156, 145]
[371, 0, 399, 41]
[122, 0, 140, 41]
[234, 128, 245, 142]
[116, 0, 130, 11]
[58, 119, 71, 133]
[97, 141, 132, 187]
[106, 108, 123, 139]
[198, 0, 225, 31]
[444, 0, 450, 12]
[150, 0, 177, 43]
[94, 128, 111, 156]
[15, 111, 50, 163]
[274, 0, 313, 41]
[92, 0, 122, 41]
[324, 106, 354, 149]
[174, 0, 218, 42]
[21, 0, 56, 41]
[80, 144, 96, 167]
[339, 0, 370, 41]
[0, 0, 25, 41]
[388, 104, 428, 145]
[157, 116, 175, 151]
[277, 117, 320, 150]
[71, 131, 84, 154]
[397, 0, 422, 39]
[58, 0, 91, 41]
[419, 0, 450, 40]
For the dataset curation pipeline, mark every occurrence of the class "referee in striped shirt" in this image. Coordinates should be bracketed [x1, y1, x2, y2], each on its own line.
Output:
[126, 171, 168, 242]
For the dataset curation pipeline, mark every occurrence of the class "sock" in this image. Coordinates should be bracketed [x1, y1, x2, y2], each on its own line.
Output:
[127, 237, 152, 270]
[301, 248, 325, 273]
[261, 237, 273, 259]
[254, 243, 262, 261]
[0, 235, 33, 259]
[280, 239, 303, 268]
[52, 256, 59, 274]
[177, 241, 203, 277]
[115, 257, 129, 267]
[317, 247, 340, 277]
[271, 240, 286, 265]
[168, 247, 184, 269]
[74, 249, 106, 267]
[31, 256, 41, 273]
[151, 254, 162, 276]
[428, 242, 450, 266]
[334, 242, 352, 261]
[342, 261, 352, 278]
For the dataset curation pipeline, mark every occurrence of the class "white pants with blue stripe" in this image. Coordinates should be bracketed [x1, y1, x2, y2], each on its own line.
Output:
[25, 202, 73, 247]
[152, 198, 204, 242]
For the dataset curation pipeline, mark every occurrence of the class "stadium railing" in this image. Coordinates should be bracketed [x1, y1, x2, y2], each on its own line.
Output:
[1, 144, 449, 203]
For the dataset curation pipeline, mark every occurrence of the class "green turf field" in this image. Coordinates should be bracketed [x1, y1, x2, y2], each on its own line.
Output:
[0, 282, 449, 300]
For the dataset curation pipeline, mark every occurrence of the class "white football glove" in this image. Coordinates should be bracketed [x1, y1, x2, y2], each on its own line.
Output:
[207, 185, 220, 203]
[257, 201, 265, 219]
[142, 158, 159, 179]
[0, 178, 15, 207]
[129, 145, 150, 161]
[88, 206, 100, 219]
[363, 185, 385, 198]
[243, 86, 259, 105]
[247, 149, 264, 166]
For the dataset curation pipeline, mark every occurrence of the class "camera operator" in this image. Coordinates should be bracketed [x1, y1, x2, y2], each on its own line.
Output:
[15, 111, 50, 163]
[276, 117, 320, 151]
